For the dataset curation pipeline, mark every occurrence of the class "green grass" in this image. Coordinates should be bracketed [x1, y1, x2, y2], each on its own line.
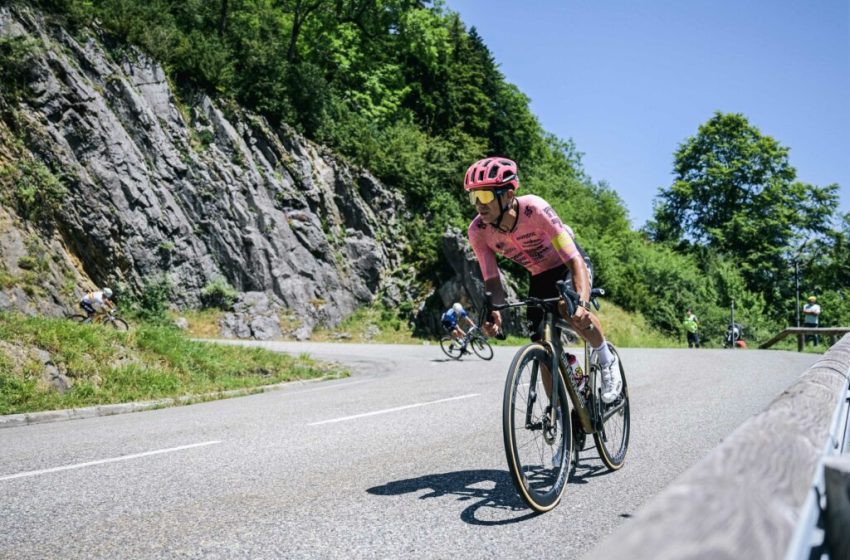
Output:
[0, 312, 346, 415]
[310, 304, 422, 344]
[595, 301, 680, 348]
[309, 300, 680, 348]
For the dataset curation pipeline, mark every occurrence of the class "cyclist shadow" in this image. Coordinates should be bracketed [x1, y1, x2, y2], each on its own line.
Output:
[569, 443, 612, 484]
[367, 469, 541, 525]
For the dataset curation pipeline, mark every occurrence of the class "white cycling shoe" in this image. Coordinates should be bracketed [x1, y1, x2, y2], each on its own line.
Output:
[599, 354, 622, 404]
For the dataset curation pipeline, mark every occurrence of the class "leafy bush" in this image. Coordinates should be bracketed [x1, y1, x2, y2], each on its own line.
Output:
[201, 277, 237, 310]
[0, 36, 41, 102]
[128, 275, 172, 325]
[0, 159, 67, 226]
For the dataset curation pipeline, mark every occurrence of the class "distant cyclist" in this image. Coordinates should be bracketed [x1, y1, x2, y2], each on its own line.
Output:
[80, 287, 114, 320]
[441, 302, 475, 344]
[464, 156, 621, 403]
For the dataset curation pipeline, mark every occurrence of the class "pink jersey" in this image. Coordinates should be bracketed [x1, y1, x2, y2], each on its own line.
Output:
[468, 194, 579, 280]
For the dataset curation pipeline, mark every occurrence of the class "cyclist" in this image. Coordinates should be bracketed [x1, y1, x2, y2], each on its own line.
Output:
[80, 287, 114, 320]
[441, 302, 476, 350]
[464, 157, 621, 403]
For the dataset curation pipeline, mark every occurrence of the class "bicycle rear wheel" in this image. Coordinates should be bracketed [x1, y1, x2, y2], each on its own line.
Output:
[503, 344, 572, 512]
[592, 345, 630, 470]
[109, 318, 129, 331]
[470, 335, 493, 360]
[68, 314, 90, 323]
[440, 336, 463, 360]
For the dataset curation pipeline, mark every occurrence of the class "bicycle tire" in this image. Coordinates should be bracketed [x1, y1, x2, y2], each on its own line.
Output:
[503, 344, 572, 512]
[470, 335, 493, 360]
[68, 314, 90, 323]
[440, 335, 463, 360]
[592, 345, 630, 470]
[109, 318, 130, 331]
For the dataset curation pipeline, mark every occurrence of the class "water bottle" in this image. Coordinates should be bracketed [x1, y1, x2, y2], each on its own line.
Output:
[564, 352, 586, 392]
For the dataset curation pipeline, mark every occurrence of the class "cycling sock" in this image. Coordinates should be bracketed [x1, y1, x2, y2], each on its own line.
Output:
[593, 340, 613, 366]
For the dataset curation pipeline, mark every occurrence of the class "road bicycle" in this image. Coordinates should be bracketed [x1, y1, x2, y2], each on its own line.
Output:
[68, 308, 130, 331]
[486, 282, 630, 512]
[440, 325, 494, 361]
[723, 322, 745, 348]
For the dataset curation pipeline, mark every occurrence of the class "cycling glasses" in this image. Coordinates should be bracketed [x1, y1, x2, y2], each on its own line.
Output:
[468, 188, 508, 205]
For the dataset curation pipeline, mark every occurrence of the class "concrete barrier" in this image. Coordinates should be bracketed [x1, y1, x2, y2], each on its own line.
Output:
[586, 334, 850, 560]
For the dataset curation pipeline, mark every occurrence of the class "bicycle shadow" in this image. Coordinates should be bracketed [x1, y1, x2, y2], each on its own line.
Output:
[569, 443, 612, 484]
[429, 358, 467, 363]
[367, 469, 541, 525]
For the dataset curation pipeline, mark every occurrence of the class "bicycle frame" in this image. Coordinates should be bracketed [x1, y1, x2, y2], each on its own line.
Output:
[533, 300, 597, 436]
[485, 291, 618, 437]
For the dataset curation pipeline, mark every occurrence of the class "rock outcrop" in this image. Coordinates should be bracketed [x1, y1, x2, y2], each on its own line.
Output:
[0, 6, 414, 336]
[415, 227, 524, 337]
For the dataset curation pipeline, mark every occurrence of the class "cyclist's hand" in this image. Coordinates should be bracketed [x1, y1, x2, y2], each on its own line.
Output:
[483, 310, 502, 338]
[572, 306, 594, 332]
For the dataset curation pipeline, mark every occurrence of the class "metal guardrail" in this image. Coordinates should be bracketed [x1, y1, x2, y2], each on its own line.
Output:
[785, 354, 850, 559]
[587, 334, 850, 560]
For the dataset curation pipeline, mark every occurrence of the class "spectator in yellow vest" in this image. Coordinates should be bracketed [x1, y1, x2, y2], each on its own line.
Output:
[683, 308, 700, 348]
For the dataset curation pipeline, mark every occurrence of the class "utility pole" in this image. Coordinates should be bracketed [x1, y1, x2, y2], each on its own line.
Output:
[792, 238, 811, 352]
[795, 259, 800, 328]
[730, 299, 735, 349]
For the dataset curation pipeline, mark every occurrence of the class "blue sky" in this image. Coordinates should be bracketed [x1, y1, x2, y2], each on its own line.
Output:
[443, 0, 850, 229]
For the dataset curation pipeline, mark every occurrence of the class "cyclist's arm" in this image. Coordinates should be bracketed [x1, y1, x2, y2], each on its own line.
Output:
[469, 220, 504, 335]
[567, 254, 591, 303]
[461, 314, 476, 331]
[533, 205, 591, 306]
[481, 277, 505, 336]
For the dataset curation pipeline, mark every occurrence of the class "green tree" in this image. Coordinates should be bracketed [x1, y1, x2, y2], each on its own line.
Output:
[649, 112, 839, 310]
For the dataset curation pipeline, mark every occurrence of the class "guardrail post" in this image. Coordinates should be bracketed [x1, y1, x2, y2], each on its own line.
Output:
[798, 333, 803, 352]
[825, 455, 850, 559]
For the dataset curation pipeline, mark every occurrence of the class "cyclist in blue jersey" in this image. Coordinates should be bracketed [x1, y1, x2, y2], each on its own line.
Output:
[441, 303, 475, 346]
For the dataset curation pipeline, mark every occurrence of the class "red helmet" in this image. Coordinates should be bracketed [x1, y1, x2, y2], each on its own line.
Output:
[463, 157, 519, 191]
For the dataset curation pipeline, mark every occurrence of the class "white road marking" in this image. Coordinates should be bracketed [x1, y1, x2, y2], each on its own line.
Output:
[308, 394, 480, 426]
[0, 441, 222, 482]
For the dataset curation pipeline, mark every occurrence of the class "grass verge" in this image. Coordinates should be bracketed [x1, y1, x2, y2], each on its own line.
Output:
[0, 312, 346, 415]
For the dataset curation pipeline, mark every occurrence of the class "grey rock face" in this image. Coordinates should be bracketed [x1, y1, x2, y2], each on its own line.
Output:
[219, 291, 284, 341]
[0, 6, 410, 336]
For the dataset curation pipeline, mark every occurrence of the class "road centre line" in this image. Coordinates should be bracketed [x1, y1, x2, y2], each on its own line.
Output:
[0, 441, 222, 482]
[308, 394, 480, 426]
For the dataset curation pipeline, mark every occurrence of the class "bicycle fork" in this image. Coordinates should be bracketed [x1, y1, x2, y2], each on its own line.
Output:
[524, 345, 566, 443]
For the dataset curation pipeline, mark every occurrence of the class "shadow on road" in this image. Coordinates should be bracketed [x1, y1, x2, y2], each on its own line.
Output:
[569, 443, 611, 484]
[367, 469, 541, 525]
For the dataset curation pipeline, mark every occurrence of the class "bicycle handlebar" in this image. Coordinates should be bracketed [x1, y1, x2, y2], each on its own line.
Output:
[480, 285, 606, 340]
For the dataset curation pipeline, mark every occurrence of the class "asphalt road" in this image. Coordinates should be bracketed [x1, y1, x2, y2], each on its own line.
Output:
[0, 343, 818, 559]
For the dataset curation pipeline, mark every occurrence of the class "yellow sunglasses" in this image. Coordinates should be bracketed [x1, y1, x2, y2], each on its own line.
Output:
[468, 189, 507, 205]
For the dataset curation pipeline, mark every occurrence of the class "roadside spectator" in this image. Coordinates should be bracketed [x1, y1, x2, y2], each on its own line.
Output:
[802, 295, 821, 346]
[683, 308, 700, 348]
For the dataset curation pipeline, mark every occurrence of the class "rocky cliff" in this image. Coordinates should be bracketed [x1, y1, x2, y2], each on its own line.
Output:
[0, 6, 419, 337]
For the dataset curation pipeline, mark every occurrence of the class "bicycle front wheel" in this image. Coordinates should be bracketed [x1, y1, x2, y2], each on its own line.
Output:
[592, 345, 630, 470]
[470, 335, 493, 360]
[503, 344, 572, 512]
[440, 335, 463, 360]
[109, 318, 130, 331]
